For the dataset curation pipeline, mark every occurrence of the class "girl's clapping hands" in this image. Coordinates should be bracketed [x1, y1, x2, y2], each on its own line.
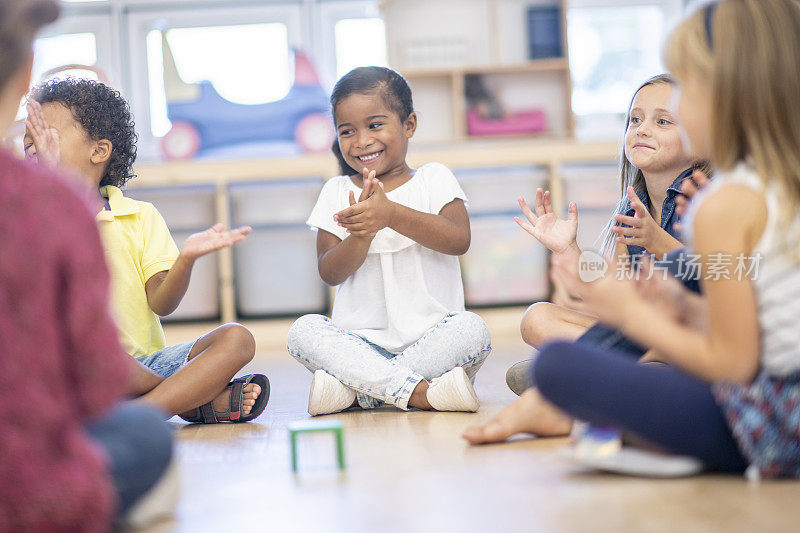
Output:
[335, 168, 397, 237]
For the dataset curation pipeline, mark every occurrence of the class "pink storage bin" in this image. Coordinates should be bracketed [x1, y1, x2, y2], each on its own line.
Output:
[466, 109, 547, 136]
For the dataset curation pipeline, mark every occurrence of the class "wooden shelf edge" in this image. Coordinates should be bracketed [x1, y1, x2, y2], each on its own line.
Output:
[401, 58, 569, 79]
[132, 152, 340, 187]
[406, 139, 619, 169]
[132, 139, 619, 187]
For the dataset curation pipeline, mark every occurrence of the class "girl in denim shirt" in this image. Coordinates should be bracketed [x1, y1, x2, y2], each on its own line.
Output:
[475, 76, 704, 405]
[467, 75, 707, 443]
[518, 74, 706, 353]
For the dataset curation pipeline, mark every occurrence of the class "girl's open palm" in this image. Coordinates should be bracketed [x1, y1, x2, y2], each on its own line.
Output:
[181, 223, 252, 261]
[515, 188, 578, 255]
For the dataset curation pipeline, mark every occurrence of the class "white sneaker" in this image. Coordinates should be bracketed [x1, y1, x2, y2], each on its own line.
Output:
[426, 367, 480, 412]
[560, 445, 704, 478]
[307, 370, 357, 416]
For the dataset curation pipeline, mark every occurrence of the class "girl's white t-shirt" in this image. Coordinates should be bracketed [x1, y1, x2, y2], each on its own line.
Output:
[684, 162, 800, 376]
[306, 162, 468, 353]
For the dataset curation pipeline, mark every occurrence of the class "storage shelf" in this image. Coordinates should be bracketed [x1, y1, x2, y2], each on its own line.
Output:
[131, 138, 619, 323]
[464, 129, 572, 142]
[133, 139, 618, 187]
[383, 0, 573, 143]
[402, 58, 569, 78]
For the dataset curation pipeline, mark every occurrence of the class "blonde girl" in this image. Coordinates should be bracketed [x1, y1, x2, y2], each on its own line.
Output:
[481, 0, 800, 477]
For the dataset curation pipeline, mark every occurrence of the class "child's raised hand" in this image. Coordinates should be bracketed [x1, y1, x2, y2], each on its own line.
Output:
[358, 168, 376, 203]
[335, 171, 396, 237]
[549, 250, 636, 328]
[674, 169, 711, 235]
[343, 168, 377, 209]
[337, 168, 375, 223]
[180, 223, 252, 261]
[612, 187, 673, 254]
[514, 188, 579, 256]
[676, 169, 711, 217]
[25, 100, 61, 167]
[634, 255, 709, 332]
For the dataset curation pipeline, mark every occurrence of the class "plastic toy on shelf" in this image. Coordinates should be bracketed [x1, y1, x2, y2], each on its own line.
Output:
[159, 31, 335, 160]
[464, 73, 547, 137]
[466, 108, 547, 137]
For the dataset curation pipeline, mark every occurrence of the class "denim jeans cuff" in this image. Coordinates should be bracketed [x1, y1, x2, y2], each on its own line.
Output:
[357, 393, 380, 409]
[388, 372, 425, 410]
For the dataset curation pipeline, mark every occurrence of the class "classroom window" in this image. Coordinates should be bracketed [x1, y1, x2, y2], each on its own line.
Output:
[334, 17, 387, 78]
[16, 32, 99, 121]
[32, 32, 98, 83]
[146, 23, 291, 137]
[567, 5, 665, 116]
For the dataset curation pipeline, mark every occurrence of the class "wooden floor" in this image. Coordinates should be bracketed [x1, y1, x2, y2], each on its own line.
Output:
[153, 308, 800, 533]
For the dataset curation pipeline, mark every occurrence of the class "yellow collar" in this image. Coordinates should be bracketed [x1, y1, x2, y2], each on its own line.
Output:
[96, 185, 140, 221]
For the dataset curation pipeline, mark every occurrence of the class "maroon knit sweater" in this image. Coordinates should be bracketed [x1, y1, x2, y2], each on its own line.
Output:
[0, 149, 130, 533]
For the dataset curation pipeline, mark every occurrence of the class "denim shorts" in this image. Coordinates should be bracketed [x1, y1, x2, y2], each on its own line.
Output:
[135, 340, 196, 378]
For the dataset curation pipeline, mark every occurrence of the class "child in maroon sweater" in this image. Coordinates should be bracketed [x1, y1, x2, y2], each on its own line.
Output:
[0, 1, 171, 531]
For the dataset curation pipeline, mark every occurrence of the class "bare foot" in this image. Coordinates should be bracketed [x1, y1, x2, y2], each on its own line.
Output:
[211, 382, 261, 415]
[408, 380, 432, 410]
[462, 388, 572, 444]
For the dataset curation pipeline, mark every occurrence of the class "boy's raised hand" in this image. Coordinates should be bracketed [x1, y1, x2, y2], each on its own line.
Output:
[180, 223, 252, 261]
[25, 100, 61, 167]
[335, 168, 396, 237]
[515, 188, 579, 256]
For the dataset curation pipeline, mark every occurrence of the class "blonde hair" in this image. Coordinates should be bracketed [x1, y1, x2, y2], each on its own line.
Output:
[664, 0, 800, 256]
[599, 74, 708, 257]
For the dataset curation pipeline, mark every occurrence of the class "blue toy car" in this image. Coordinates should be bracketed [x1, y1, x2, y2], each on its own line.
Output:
[159, 31, 334, 160]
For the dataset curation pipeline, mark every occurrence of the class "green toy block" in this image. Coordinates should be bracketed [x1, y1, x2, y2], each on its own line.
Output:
[288, 419, 345, 472]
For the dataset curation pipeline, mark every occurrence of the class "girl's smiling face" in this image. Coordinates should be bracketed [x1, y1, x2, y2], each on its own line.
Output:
[334, 89, 416, 178]
[624, 83, 693, 175]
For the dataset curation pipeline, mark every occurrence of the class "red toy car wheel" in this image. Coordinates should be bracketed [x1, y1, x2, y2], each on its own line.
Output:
[295, 113, 335, 153]
[161, 121, 201, 160]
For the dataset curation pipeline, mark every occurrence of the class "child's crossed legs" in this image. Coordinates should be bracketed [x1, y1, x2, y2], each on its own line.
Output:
[287, 312, 491, 410]
[128, 323, 261, 418]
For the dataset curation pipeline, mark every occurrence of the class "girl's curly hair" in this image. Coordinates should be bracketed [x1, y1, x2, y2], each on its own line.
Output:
[31, 78, 138, 188]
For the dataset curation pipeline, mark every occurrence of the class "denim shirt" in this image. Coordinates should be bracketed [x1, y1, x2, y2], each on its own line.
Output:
[571, 168, 696, 358]
[624, 167, 694, 258]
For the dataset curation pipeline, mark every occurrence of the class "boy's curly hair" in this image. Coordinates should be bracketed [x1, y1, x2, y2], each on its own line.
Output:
[31, 78, 138, 188]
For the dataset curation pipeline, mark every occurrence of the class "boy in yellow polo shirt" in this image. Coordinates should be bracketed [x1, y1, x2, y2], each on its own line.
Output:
[24, 79, 269, 423]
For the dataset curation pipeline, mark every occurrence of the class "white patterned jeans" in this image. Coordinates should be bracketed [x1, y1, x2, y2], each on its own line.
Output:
[287, 312, 492, 410]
